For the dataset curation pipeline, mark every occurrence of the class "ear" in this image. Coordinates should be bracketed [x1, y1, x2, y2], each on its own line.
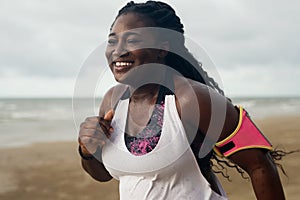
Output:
[158, 41, 170, 59]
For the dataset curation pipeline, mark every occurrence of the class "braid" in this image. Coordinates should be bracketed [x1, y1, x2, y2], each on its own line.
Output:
[116, 1, 184, 33]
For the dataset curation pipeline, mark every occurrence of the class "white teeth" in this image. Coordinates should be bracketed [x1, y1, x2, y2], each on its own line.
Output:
[115, 62, 133, 67]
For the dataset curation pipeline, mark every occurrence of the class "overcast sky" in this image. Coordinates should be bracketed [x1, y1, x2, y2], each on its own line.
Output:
[1, 0, 299, 98]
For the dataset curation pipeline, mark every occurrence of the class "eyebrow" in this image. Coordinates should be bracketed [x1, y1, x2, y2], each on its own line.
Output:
[108, 31, 142, 37]
[108, 32, 116, 37]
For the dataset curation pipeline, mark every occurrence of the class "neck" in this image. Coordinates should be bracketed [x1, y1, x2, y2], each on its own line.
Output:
[129, 84, 160, 103]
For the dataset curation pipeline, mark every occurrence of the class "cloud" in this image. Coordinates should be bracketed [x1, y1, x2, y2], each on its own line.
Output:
[0, 0, 123, 77]
[219, 63, 300, 97]
[182, 0, 300, 69]
[0, 0, 299, 97]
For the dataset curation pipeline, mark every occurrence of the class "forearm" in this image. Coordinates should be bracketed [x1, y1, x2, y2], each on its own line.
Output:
[81, 158, 113, 182]
[249, 161, 285, 200]
[229, 149, 286, 200]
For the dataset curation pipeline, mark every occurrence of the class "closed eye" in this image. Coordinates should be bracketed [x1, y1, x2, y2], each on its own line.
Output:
[127, 39, 141, 44]
[108, 38, 117, 45]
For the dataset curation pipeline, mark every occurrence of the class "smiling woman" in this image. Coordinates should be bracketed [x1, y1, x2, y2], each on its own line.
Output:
[106, 13, 167, 82]
[77, 1, 287, 199]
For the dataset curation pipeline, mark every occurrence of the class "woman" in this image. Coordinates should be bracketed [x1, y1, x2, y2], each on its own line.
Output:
[78, 1, 285, 199]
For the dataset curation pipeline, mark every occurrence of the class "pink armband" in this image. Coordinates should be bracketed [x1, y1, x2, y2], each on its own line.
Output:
[214, 106, 273, 157]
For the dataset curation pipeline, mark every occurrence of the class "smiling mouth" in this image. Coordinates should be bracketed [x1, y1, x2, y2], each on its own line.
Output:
[114, 61, 133, 66]
[113, 61, 134, 71]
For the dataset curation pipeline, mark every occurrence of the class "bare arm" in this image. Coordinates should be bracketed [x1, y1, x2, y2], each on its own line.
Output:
[176, 78, 285, 199]
[78, 87, 114, 182]
[230, 149, 285, 200]
[78, 84, 128, 182]
[78, 111, 114, 182]
[210, 93, 285, 199]
[218, 96, 285, 199]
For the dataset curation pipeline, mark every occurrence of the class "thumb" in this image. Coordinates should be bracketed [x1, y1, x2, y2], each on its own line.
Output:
[104, 109, 114, 121]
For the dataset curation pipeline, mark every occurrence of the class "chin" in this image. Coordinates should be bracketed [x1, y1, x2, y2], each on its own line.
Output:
[113, 70, 132, 84]
[113, 74, 126, 83]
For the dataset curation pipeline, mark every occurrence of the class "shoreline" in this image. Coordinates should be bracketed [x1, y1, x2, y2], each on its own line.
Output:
[1, 114, 299, 150]
[1, 116, 300, 200]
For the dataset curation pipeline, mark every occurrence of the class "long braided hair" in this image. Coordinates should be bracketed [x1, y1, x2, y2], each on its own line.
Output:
[112, 0, 224, 95]
[112, 0, 290, 180]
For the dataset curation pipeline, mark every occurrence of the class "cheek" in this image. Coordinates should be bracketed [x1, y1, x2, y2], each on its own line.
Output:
[135, 49, 158, 62]
[145, 49, 159, 62]
[105, 47, 112, 62]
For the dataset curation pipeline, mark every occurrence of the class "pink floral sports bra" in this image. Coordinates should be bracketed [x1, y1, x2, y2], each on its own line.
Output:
[124, 86, 169, 156]
[125, 102, 165, 156]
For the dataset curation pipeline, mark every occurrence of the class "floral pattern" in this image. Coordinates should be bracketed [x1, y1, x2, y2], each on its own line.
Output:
[125, 102, 165, 156]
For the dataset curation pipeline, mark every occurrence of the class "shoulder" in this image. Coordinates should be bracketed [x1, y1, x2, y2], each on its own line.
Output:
[172, 76, 214, 134]
[173, 75, 239, 139]
[173, 75, 217, 113]
[174, 75, 235, 112]
[99, 84, 128, 116]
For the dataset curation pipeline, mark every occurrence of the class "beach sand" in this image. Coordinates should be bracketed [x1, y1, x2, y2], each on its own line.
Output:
[0, 116, 299, 200]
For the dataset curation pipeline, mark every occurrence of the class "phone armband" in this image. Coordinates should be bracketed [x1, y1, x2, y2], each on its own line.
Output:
[214, 106, 273, 157]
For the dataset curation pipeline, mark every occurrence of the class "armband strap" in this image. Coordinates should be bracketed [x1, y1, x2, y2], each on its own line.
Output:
[214, 106, 273, 157]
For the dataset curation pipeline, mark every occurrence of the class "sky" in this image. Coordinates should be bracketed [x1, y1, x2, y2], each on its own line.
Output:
[0, 0, 299, 98]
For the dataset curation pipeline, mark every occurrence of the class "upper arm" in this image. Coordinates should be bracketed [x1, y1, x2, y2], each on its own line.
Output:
[229, 148, 285, 200]
[228, 148, 274, 173]
[176, 79, 271, 158]
[176, 80, 284, 198]
[175, 80, 239, 144]
[186, 83, 275, 172]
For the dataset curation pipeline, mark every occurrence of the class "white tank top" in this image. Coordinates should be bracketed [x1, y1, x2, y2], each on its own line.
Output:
[102, 95, 227, 200]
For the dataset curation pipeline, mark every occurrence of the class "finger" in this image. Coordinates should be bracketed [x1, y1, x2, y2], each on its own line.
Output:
[80, 120, 111, 139]
[80, 121, 95, 129]
[80, 142, 97, 155]
[98, 120, 112, 137]
[104, 109, 114, 121]
[79, 129, 107, 140]
[80, 121, 103, 130]
[101, 109, 114, 134]
[79, 135, 106, 153]
[85, 116, 100, 122]
[80, 136, 105, 146]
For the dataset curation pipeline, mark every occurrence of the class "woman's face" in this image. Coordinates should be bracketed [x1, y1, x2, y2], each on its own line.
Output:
[105, 13, 164, 82]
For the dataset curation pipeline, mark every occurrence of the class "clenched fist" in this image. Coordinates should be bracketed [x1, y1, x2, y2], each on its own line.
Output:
[78, 110, 114, 159]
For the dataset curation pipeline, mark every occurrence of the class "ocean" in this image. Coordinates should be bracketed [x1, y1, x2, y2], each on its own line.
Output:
[0, 97, 300, 149]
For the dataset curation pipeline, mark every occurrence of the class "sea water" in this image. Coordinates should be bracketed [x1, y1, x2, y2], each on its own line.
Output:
[0, 97, 299, 149]
[232, 97, 300, 119]
[0, 98, 100, 148]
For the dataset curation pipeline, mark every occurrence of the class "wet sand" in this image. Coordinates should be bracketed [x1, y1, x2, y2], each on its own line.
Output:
[0, 116, 299, 200]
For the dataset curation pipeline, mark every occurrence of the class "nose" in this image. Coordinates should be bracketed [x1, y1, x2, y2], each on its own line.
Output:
[112, 41, 129, 58]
